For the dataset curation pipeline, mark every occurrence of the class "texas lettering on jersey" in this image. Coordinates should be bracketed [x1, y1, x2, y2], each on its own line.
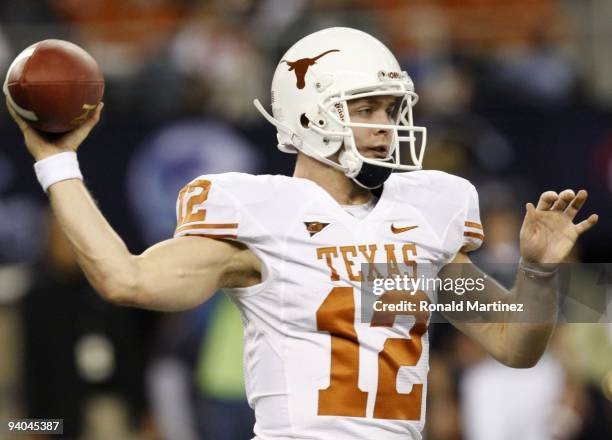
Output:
[316, 243, 417, 281]
[174, 171, 483, 440]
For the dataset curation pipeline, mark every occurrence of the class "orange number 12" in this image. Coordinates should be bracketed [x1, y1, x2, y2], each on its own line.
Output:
[316, 287, 429, 420]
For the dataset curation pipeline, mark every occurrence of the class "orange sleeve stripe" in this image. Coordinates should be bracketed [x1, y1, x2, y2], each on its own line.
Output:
[464, 221, 483, 230]
[175, 222, 238, 233]
[186, 233, 238, 239]
[464, 231, 484, 240]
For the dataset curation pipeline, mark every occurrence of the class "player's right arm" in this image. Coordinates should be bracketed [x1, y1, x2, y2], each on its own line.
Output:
[8, 101, 260, 311]
[51, 180, 258, 311]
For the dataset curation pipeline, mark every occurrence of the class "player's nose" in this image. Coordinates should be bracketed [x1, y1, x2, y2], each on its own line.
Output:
[373, 117, 392, 137]
[372, 108, 393, 130]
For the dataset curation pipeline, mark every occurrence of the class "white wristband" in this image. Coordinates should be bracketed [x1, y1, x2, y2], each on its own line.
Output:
[33, 151, 83, 193]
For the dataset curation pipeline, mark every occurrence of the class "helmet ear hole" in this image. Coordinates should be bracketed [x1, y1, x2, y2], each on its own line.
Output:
[300, 114, 310, 129]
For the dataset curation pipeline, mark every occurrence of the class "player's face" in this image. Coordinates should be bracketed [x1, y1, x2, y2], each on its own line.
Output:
[347, 96, 398, 159]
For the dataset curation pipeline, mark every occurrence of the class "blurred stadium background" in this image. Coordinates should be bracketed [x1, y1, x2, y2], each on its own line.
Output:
[0, 1, 611, 439]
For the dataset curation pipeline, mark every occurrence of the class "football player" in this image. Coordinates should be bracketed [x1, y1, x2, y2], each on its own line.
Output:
[8, 27, 598, 440]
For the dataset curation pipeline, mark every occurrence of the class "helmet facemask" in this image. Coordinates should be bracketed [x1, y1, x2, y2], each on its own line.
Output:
[306, 82, 427, 188]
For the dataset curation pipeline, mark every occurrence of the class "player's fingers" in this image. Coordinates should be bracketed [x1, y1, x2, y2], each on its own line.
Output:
[536, 191, 558, 210]
[550, 189, 575, 211]
[5, 99, 31, 133]
[92, 102, 104, 122]
[76, 102, 103, 132]
[84, 102, 103, 127]
[63, 102, 104, 149]
[564, 189, 588, 220]
[575, 214, 598, 235]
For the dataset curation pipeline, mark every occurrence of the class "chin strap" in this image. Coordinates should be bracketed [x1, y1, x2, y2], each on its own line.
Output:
[339, 149, 393, 189]
[352, 161, 393, 189]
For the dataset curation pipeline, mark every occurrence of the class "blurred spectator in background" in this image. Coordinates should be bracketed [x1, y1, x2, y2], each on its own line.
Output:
[551, 324, 612, 439]
[0, 153, 43, 266]
[49, 0, 183, 77]
[592, 132, 612, 200]
[425, 345, 463, 440]
[0, 27, 11, 72]
[456, 323, 612, 440]
[193, 293, 254, 440]
[169, 3, 267, 123]
[486, 24, 578, 108]
[272, 0, 376, 61]
[20, 213, 150, 439]
[459, 334, 566, 440]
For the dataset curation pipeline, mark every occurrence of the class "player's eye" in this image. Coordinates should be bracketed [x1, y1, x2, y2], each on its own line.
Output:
[357, 107, 372, 115]
[386, 106, 397, 117]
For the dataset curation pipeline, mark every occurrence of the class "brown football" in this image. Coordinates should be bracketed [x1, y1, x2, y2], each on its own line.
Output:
[3, 39, 104, 133]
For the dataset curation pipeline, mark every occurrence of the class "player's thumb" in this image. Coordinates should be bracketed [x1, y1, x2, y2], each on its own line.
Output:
[83, 102, 104, 128]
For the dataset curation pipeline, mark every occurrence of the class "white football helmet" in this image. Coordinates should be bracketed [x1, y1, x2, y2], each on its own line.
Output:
[254, 27, 427, 188]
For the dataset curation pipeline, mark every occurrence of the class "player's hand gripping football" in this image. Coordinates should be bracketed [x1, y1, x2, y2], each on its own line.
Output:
[520, 190, 598, 265]
[6, 99, 103, 161]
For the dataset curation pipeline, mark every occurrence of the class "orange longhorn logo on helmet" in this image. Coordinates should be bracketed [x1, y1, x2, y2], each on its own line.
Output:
[282, 50, 340, 90]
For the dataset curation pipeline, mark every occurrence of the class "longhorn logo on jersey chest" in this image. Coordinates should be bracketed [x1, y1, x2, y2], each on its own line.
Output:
[304, 221, 330, 237]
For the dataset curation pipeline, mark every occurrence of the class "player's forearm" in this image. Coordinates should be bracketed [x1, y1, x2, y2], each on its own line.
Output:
[473, 267, 557, 368]
[48, 179, 139, 304]
[442, 258, 557, 368]
[501, 266, 558, 366]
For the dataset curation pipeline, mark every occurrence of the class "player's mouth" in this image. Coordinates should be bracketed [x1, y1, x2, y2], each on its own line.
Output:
[362, 146, 389, 159]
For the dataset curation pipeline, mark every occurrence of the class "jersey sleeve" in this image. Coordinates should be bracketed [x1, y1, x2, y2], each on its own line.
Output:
[461, 184, 484, 252]
[173, 173, 275, 246]
[173, 175, 242, 240]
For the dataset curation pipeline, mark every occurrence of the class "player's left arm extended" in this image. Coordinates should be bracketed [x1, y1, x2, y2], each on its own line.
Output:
[439, 189, 598, 368]
[440, 251, 560, 368]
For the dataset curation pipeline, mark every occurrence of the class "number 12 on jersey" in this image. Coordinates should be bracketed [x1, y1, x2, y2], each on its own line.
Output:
[316, 287, 429, 420]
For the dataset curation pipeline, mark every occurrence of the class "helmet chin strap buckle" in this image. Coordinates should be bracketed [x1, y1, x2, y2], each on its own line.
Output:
[291, 134, 303, 148]
[338, 149, 361, 178]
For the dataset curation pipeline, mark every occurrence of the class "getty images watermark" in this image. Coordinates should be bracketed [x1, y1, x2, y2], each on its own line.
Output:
[359, 263, 612, 324]
[372, 273, 493, 312]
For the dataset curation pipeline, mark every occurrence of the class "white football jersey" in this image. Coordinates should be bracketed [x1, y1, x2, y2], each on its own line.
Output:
[174, 170, 483, 440]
